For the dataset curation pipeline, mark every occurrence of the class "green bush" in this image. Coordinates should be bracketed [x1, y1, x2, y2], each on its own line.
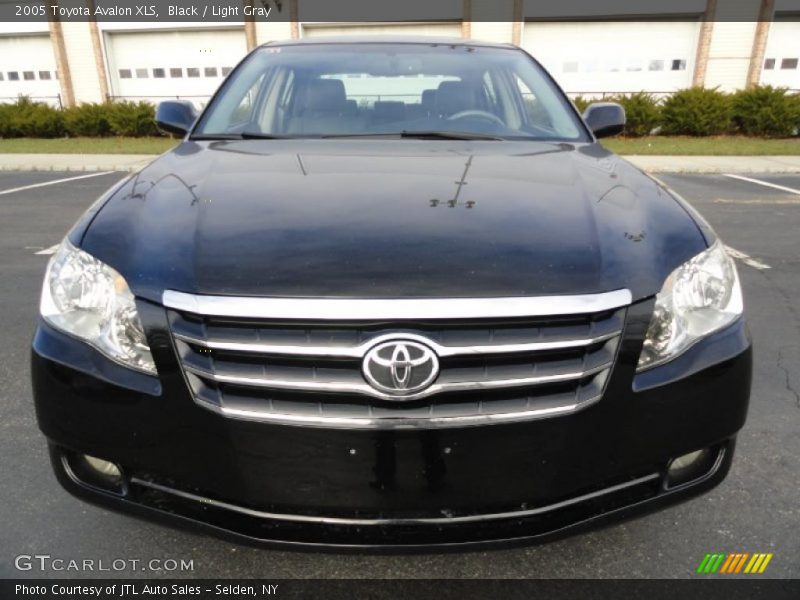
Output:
[571, 96, 591, 114]
[660, 87, 732, 136]
[63, 102, 113, 137]
[107, 101, 160, 137]
[731, 85, 800, 137]
[0, 98, 162, 139]
[610, 92, 661, 137]
[794, 93, 800, 136]
[0, 102, 13, 137]
[0, 97, 65, 137]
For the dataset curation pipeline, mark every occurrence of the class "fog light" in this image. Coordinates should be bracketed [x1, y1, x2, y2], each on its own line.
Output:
[666, 447, 716, 488]
[84, 455, 122, 479]
[63, 451, 126, 495]
[669, 450, 705, 471]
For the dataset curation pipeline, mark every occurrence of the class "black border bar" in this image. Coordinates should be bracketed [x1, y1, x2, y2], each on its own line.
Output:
[1, 0, 799, 23]
[3, 579, 800, 600]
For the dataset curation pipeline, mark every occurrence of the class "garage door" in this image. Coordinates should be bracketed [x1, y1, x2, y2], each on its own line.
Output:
[302, 23, 462, 39]
[0, 35, 60, 105]
[522, 21, 700, 97]
[760, 20, 800, 90]
[105, 29, 248, 106]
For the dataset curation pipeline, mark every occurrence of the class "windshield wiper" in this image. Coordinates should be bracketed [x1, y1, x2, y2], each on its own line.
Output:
[400, 130, 505, 141]
[195, 131, 507, 141]
[239, 132, 294, 139]
[190, 133, 246, 140]
[191, 132, 293, 140]
[321, 131, 505, 141]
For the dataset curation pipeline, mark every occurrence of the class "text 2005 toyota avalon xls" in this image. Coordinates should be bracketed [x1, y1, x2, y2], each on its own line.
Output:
[31, 38, 751, 548]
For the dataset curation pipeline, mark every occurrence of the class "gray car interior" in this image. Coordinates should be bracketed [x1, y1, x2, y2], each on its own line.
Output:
[283, 77, 494, 135]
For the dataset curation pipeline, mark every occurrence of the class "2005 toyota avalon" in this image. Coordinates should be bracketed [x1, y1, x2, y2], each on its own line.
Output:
[32, 38, 751, 548]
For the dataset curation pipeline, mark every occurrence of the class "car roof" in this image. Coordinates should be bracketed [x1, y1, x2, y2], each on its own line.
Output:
[261, 35, 516, 50]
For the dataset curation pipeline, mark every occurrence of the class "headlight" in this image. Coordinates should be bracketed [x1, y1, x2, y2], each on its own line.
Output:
[40, 239, 157, 375]
[637, 240, 743, 371]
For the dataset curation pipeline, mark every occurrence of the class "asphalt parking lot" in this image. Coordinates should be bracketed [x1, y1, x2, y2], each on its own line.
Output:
[0, 169, 798, 579]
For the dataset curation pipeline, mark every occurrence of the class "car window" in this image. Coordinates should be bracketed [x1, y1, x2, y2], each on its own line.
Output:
[196, 44, 586, 141]
[230, 73, 265, 127]
[482, 72, 498, 107]
[516, 75, 554, 132]
[319, 72, 460, 109]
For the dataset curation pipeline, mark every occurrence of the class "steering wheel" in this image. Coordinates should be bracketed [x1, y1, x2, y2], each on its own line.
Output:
[447, 110, 505, 126]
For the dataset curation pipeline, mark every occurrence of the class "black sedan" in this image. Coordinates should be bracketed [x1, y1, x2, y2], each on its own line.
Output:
[31, 38, 751, 548]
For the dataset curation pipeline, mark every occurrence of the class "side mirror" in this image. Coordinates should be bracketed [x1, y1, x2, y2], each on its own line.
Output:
[155, 100, 199, 136]
[582, 102, 626, 138]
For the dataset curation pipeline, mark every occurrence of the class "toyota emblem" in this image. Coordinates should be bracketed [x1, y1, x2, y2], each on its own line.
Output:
[362, 339, 439, 397]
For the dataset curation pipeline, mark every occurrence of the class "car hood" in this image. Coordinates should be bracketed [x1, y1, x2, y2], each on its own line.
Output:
[79, 139, 708, 304]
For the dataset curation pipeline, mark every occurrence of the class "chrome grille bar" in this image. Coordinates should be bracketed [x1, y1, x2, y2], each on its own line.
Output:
[163, 289, 632, 320]
[183, 361, 612, 402]
[202, 397, 589, 429]
[165, 289, 630, 428]
[172, 329, 621, 358]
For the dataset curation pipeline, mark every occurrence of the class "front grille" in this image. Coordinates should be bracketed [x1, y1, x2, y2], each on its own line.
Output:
[164, 291, 629, 428]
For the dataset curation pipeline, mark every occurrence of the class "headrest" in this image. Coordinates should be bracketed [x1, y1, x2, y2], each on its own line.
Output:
[373, 101, 406, 122]
[421, 89, 436, 110]
[303, 79, 347, 112]
[435, 80, 472, 116]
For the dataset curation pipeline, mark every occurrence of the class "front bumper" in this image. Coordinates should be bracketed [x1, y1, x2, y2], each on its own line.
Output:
[31, 299, 752, 549]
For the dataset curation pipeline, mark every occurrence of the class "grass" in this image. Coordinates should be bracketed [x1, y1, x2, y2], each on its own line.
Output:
[0, 135, 799, 156]
[0, 137, 177, 154]
[602, 136, 800, 155]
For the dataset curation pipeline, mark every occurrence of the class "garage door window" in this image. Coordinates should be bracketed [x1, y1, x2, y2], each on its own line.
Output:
[119, 69, 132, 79]
[205, 67, 218, 77]
[38, 71, 51, 80]
[136, 69, 148, 78]
[153, 68, 165, 78]
[780, 58, 798, 70]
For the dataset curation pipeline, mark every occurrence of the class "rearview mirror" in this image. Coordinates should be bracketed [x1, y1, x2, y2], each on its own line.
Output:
[582, 103, 626, 139]
[155, 100, 199, 136]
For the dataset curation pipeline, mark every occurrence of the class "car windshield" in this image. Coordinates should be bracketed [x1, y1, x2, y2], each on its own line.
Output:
[193, 42, 588, 141]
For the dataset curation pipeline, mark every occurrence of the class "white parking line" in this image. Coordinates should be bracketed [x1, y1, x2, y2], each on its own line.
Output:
[34, 244, 60, 256]
[0, 171, 114, 197]
[713, 197, 800, 205]
[725, 245, 771, 270]
[723, 174, 800, 196]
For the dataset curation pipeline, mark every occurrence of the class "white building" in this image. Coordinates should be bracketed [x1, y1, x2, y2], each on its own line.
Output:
[0, 0, 798, 108]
